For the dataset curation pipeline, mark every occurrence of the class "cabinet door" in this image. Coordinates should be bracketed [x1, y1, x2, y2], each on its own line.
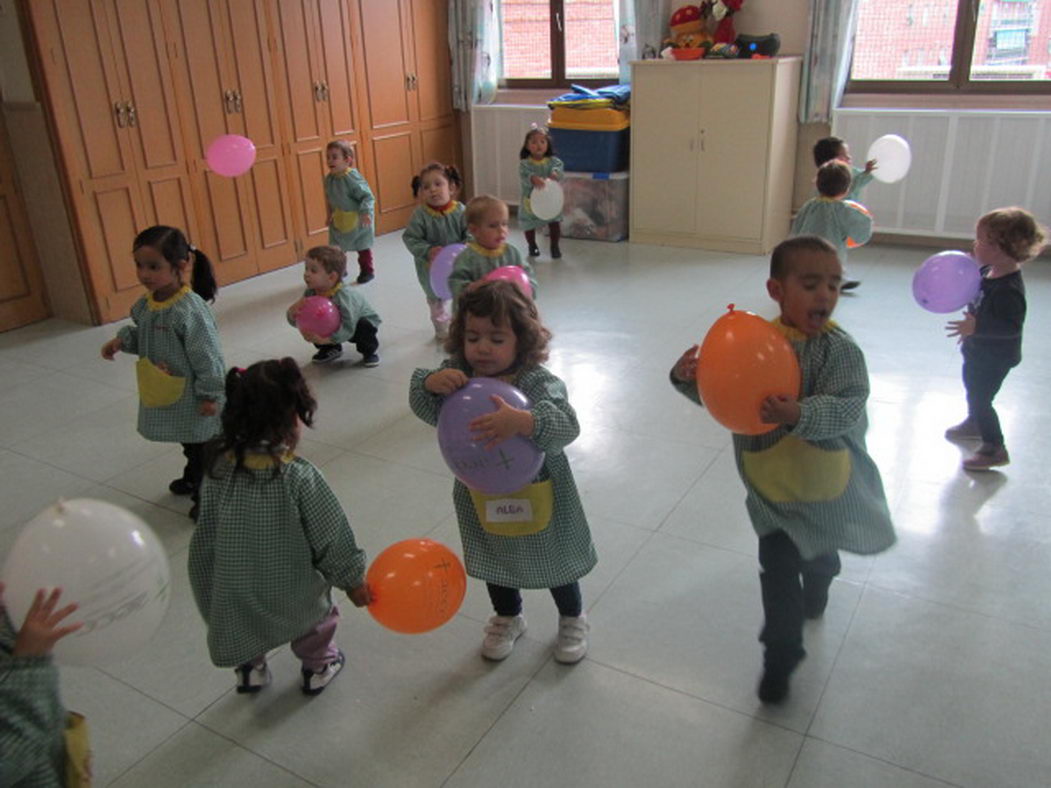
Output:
[630, 66, 700, 235]
[411, 0, 453, 126]
[695, 64, 771, 240]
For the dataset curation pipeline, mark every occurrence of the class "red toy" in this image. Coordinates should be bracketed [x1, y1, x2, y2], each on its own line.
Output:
[712, 0, 745, 45]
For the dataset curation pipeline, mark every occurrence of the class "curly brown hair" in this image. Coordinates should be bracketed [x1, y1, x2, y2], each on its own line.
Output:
[978, 207, 1047, 262]
[444, 280, 551, 371]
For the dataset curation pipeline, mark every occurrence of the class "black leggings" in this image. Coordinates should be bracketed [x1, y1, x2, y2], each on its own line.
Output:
[963, 352, 1015, 447]
[486, 581, 582, 618]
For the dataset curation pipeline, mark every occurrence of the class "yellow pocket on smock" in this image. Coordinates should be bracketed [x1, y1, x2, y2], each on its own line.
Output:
[332, 209, 359, 233]
[742, 434, 852, 503]
[136, 357, 186, 408]
[469, 480, 554, 536]
[64, 712, 93, 787]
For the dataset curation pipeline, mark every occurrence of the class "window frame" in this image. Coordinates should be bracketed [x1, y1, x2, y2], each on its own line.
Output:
[499, 0, 620, 89]
[847, 0, 1051, 96]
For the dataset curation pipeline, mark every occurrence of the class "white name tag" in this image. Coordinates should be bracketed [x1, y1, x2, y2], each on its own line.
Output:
[485, 499, 534, 523]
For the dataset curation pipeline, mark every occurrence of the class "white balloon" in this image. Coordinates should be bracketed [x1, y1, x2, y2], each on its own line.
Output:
[529, 180, 564, 221]
[1, 499, 171, 666]
[866, 134, 912, 184]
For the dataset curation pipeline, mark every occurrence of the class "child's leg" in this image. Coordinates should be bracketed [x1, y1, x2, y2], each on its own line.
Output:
[482, 583, 527, 660]
[548, 222, 561, 258]
[757, 531, 806, 702]
[549, 582, 582, 617]
[427, 297, 451, 337]
[234, 653, 271, 693]
[486, 583, 523, 616]
[290, 605, 341, 672]
[524, 229, 540, 257]
[801, 551, 841, 619]
[349, 318, 379, 362]
[963, 354, 1013, 447]
[355, 249, 374, 283]
[551, 581, 587, 663]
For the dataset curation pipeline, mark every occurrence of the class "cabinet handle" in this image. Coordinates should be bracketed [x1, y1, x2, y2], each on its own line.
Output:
[223, 89, 234, 113]
[699, 129, 705, 152]
[321, 81, 329, 101]
[233, 89, 243, 113]
[126, 101, 137, 128]
[405, 74, 412, 91]
[114, 101, 127, 128]
[313, 81, 323, 102]
[410, 74, 417, 90]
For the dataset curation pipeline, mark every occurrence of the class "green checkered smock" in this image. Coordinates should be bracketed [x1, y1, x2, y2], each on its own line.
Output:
[518, 156, 564, 231]
[447, 242, 538, 303]
[671, 320, 895, 561]
[118, 286, 225, 443]
[791, 197, 873, 263]
[188, 454, 367, 668]
[0, 611, 66, 788]
[325, 167, 375, 252]
[410, 361, 597, 589]
[402, 202, 468, 299]
[287, 283, 381, 344]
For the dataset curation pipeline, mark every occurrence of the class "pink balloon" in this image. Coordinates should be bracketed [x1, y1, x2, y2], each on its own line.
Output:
[483, 265, 532, 297]
[295, 296, 341, 337]
[206, 135, 257, 177]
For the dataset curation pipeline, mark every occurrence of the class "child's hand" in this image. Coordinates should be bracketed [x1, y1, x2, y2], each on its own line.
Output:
[760, 395, 801, 426]
[428, 246, 441, 263]
[198, 399, 218, 417]
[864, 158, 878, 174]
[288, 297, 306, 323]
[946, 311, 976, 340]
[672, 345, 700, 382]
[530, 175, 545, 188]
[101, 337, 122, 360]
[348, 583, 372, 608]
[425, 368, 469, 395]
[301, 330, 330, 345]
[6, 585, 82, 658]
[470, 395, 534, 449]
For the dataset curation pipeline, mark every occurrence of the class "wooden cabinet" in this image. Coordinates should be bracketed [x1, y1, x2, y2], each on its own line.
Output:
[0, 115, 47, 331]
[630, 57, 801, 255]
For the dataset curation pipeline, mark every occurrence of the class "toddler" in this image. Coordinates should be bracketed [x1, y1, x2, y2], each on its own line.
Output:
[518, 127, 564, 259]
[448, 195, 537, 303]
[325, 140, 376, 284]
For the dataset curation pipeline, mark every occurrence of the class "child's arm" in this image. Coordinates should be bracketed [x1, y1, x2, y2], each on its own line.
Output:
[295, 468, 369, 601]
[847, 165, 874, 202]
[520, 369, 579, 452]
[103, 302, 144, 358]
[669, 345, 703, 406]
[323, 288, 363, 345]
[287, 295, 307, 327]
[548, 156, 565, 181]
[409, 360, 468, 426]
[519, 159, 543, 190]
[181, 305, 226, 414]
[788, 339, 869, 442]
[347, 171, 375, 226]
[402, 209, 436, 261]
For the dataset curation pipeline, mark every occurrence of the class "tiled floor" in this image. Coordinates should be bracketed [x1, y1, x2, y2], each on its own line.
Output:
[2, 231, 1049, 788]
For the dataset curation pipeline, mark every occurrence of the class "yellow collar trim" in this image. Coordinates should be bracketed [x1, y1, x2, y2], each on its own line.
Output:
[147, 284, 191, 311]
[528, 156, 550, 165]
[228, 450, 296, 470]
[329, 167, 353, 178]
[320, 282, 343, 298]
[425, 200, 462, 217]
[467, 241, 506, 258]
[771, 316, 838, 342]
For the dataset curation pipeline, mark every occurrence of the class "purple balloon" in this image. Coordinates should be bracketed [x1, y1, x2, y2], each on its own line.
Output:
[437, 378, 545, 495]
[429, 243, 467, 300]
[912, 251, 981, 313]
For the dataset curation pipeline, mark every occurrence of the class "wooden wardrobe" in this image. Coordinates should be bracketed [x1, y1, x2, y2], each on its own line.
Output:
[21, 0, 460, 324]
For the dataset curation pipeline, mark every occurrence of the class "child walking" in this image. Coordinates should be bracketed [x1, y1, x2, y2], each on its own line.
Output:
[792, 161, 873, 291]
[402, 161, 468, 339]
[287, 245, 381, 366]
[100, 225, 226, 520]
[518, 127, 564, 259]
[448, 195, 537, 303]
[671, 236, 895, 704]
[1, 585, 88, 787]
[189, 358, 370, 695]
[410, 281, 596, 663]
[945, 207, 1046, 470]
[325, 140, 376, 284]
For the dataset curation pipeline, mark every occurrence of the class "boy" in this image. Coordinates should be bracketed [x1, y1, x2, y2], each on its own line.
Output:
[792, 161, 873, 291]
[670, 236, 895, 704]
[447, 195, 537, 303]
[324, 140, 376, 284]
[813, 135, 877, 203]
[288, 245, 381, 366]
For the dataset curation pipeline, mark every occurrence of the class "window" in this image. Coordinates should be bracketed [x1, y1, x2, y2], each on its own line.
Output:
[849, 0, 1051, 92]
[499, 0, 620, 87]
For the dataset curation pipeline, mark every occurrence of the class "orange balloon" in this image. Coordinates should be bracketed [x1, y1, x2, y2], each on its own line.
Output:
[843, 200, 872, 249]
[366, 539, 467, 634]
[695, 306, 801, 435]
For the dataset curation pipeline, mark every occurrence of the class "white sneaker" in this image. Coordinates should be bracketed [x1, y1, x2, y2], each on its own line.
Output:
[554, 614, 589, 664]
[301, 650, 345, 695]
[235, 662, 271, 694]
[481, 614, 527, 661]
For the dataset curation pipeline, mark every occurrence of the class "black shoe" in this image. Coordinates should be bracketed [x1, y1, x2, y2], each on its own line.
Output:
[527, 245, 541, 258]
[312, 346, 343, 364]
[841, 279, 861, 291]
[356, 271, 375, 284]
[757, 650, 804, 705]
[362, 353, 380, 368]
[188, 503, 199, 522]
[803, 582, 830, 620]
[301, 651, 345, 696]
[169, 478, 196, 496]
[551, 246, 562, 259]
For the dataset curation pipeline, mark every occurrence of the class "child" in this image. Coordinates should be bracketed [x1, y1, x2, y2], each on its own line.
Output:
[287, 245, 381, 366]
[101, 225, 226, 520]
[324, 140, 376, 284]
[518, 127, 565, 259]
[813, 135, 877, 203]
[409, 281, 596, 663]
[448, 195, 537, 303]
[402, 161, 468, 339]
[945, 207, 1046, 470]
[1, 585, 86, 786]
[188, 358, 371, 695]
[792, 161, 873, 291]
[670, 236, 895, 704]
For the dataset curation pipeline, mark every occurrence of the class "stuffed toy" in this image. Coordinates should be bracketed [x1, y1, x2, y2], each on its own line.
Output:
[712, 0, 744, 45]
[662, 3, 714, 57]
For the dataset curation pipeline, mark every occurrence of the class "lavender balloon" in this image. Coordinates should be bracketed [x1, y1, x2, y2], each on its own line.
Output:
[437, 378, 545, 495]
[912, 251, 981, 313]
[429, 243, 466, 301]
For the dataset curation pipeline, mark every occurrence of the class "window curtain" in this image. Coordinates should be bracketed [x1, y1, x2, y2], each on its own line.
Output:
[621, 0, 673, 73]
[798, 0, 860, 123]
[449, 0, 500, 110]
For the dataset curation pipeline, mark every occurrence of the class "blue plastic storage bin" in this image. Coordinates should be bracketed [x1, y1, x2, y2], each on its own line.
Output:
[548, 126, 630, 173]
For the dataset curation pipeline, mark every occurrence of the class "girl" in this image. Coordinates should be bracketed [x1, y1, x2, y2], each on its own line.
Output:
[518, 127, 564, 259]
[409, 281, 596, 664]
[325, 140, 376, 284]
[945, 207, 1046, 470]
[188, 358, 370, 696]
[402, 161, 468, 339]
[100, 225, 226, 520]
